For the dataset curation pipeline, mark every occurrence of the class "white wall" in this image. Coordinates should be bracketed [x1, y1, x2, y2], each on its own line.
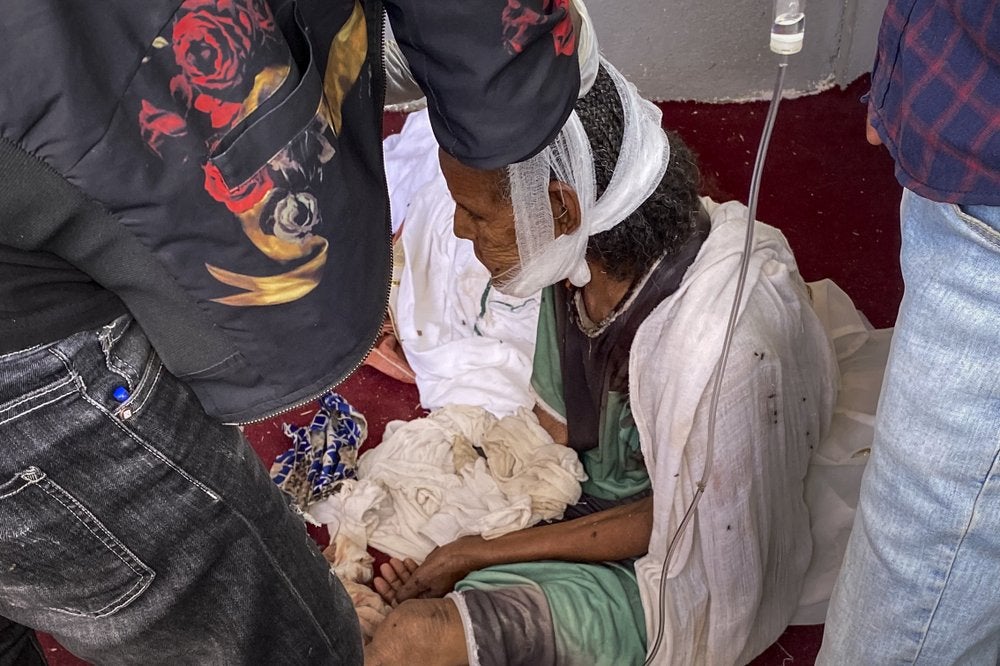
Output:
[588, 0, 889, 102]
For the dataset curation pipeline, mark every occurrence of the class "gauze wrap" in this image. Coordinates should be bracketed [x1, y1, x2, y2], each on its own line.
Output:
[500, 58, 670, 297]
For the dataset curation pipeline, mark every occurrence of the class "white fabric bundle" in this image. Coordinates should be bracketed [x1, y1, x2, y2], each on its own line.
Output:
[501, 58, 670, 297]
[364, 406, 585, 561]
[315, 406, 586, 581]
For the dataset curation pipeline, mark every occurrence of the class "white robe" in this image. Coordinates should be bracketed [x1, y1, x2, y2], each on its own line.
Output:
[385, 110, 541, 416]
[632, 199, 840, 665]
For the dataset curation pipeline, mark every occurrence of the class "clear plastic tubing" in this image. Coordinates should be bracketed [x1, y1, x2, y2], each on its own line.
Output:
[771, 0, 805, 55]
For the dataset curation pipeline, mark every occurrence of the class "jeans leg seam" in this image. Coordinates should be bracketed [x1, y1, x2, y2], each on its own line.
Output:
[227, 507, 340, 658]
[912, 446, 1000, 663]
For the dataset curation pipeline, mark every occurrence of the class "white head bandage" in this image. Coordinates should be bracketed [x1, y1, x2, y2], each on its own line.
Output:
[498, 58, 670, 297]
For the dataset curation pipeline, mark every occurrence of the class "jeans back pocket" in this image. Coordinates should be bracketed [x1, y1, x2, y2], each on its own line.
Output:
[0, 468, 154, 618]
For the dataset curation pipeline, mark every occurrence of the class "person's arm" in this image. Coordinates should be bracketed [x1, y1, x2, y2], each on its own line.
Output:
[394, 495, 654, 601]
[533, 403, 568, 445]
[383, 0, 582, 169]
[383, 1, 599, 114]
[866, 104, 883, 146]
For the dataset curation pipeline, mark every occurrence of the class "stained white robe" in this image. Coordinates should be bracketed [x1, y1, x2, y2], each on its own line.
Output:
[632, 199, 883, 664]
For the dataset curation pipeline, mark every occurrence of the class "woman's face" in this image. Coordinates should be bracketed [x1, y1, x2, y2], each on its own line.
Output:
[438, 149, 521, 285]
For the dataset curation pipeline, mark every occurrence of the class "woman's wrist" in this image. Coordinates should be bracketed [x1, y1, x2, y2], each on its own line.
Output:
[451, 534, 492, 571]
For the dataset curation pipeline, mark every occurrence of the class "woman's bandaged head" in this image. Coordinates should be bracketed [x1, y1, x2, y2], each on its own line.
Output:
[498, 58, 671, 297]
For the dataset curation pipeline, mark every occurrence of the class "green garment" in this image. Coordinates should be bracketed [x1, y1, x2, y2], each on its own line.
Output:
[456, 561, 647, 666]
[531, 287, 651, 501]
[457, 287, 651, 665]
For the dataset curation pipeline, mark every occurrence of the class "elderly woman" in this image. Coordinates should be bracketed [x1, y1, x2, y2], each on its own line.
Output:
[366, 62, 837, 666]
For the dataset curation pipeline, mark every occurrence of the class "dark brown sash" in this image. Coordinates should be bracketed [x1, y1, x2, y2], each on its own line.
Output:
[555, 207, 711, 452]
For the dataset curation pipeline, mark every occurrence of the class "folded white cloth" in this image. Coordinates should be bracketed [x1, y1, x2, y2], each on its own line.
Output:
[793, 278, 890, 625]
[324, 405, 586, 580]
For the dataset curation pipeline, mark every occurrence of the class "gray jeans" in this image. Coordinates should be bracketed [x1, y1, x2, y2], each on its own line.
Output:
[0, 317, 362, 664]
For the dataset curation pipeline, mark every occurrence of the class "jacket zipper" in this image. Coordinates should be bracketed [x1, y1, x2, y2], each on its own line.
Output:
[235, 0, 394, 426]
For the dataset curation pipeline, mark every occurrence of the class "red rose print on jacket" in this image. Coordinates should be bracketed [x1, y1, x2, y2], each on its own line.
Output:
[137, 0, 279, 155]
[203, 162, 274, 214]
[138, 100, 188, 156]
[502, 0, 576, 56]
[549, 0, 576, 56]
[194, 93, 243, 128]
[134, 0, 363, 306]
[172, 1, 259, 91]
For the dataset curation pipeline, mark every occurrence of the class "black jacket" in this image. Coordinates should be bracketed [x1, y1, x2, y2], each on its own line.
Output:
[0, 0, 579, 422]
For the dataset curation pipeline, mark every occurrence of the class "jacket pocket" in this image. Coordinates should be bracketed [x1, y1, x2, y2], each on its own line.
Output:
[0, 468, 154, 618]
[208, 3, 324, 189]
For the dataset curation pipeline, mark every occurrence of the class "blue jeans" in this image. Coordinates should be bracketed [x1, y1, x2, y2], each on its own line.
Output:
[0, 317, 362, 664]
[819, 191, 1000, 664]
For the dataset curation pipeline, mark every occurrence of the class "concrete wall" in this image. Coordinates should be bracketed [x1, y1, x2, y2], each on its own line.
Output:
[588, 0, 888, 101]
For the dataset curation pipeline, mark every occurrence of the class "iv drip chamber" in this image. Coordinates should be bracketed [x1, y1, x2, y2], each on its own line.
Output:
[771, 0, 805, 55]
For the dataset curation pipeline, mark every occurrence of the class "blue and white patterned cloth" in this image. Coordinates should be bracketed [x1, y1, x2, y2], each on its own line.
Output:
[270, 392, 367, 509]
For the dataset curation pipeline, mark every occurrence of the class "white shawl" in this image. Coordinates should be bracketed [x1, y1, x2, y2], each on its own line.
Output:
[632, 199, 839, 665]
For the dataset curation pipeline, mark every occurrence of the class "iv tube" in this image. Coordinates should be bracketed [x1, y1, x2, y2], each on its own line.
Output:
[771, 0, 805, 55]
[643, 5, 804, 665]
[642, 58, 790, 665]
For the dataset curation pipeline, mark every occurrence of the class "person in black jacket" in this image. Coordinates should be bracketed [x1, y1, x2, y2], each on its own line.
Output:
[0, 0, 591, 662]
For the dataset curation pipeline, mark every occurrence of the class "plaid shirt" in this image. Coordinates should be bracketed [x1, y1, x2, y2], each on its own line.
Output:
[868, 0, 1000, 205]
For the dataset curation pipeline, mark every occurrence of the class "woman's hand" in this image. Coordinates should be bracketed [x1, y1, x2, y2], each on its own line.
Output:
[374, 535, 486, 605]
[374, 495, 654, 608]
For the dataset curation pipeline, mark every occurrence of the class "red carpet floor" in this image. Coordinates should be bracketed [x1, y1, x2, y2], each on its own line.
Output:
[39, 75, 901, 664]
